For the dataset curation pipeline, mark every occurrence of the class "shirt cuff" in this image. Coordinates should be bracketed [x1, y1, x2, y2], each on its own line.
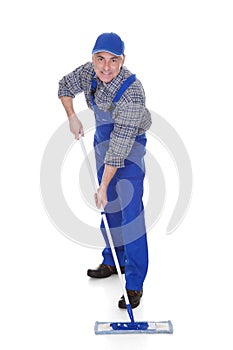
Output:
[58, 91, 75, 98]
[104, 155, 125, 168]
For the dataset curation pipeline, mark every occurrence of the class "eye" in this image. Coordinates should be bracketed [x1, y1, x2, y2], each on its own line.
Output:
[111, 58, 118, 63]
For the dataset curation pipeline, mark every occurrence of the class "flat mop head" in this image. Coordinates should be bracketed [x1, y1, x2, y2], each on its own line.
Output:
[95, 320, 173, 335]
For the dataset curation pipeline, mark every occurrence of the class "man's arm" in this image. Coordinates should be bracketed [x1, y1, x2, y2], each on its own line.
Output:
[59, 96, 84, 139]
[60, 96, 76, 117]
[61, 97, 116, 209]
[58, 63, 94, 139]
[95, 164, 117, 209]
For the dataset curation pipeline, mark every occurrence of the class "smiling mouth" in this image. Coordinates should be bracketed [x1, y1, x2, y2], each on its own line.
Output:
[101, 71, 112, 75]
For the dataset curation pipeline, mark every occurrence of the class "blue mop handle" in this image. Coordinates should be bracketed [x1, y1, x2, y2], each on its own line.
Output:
[79, 136, 135, 324]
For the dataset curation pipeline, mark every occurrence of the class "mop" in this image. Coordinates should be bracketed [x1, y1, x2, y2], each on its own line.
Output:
[79, 136, 173, 335]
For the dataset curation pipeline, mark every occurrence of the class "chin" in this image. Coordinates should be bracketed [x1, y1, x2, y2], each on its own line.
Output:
[102, 76, 113, 83]
[103, 78, 113, 83]
[98, 72, 114, 83]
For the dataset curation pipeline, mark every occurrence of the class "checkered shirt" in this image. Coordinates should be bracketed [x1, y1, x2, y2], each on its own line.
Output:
[58, 62, 152, 167]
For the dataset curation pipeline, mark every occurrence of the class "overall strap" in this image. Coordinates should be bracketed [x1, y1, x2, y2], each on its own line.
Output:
[90, 73, 137, 107]
[90, 75, 97, 105]
[113, 74, 136, 103]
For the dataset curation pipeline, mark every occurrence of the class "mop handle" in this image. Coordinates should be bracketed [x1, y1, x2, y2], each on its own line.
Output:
[79, 136, 134, 321]
[79, 135, 97, 194]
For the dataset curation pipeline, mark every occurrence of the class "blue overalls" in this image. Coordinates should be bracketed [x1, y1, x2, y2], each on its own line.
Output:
[91, 74, 148, 291]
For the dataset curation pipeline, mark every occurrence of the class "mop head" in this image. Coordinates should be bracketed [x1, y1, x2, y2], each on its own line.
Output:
[95, 320, 173, 335]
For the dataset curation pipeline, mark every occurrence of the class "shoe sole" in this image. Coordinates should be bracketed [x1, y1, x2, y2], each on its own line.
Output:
[87, 271, 113, 278]
[87, 267, 125, 278]
[118, 301, 141, 309]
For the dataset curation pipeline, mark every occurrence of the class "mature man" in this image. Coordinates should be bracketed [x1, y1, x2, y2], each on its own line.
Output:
[58, 32, 152, 309]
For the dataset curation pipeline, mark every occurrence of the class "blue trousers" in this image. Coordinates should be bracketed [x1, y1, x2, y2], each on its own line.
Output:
[96, 152, 149, 291]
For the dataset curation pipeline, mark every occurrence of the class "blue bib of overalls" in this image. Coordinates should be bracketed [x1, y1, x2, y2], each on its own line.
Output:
[91, 73, 136, 140]
[91, 74, 137, 171]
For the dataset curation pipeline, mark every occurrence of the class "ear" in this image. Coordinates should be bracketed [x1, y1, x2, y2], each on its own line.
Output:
[121, 54, 126, 67]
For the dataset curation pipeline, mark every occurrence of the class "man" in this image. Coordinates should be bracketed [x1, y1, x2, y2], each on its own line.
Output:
[58, 32, 152, 309]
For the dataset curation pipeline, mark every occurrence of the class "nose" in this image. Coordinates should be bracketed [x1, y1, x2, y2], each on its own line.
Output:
[103, 60, 111, 71]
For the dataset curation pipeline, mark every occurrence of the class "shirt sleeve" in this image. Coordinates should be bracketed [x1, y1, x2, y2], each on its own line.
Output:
[104, 102, 147, 168]
[58, 62, 92, 98]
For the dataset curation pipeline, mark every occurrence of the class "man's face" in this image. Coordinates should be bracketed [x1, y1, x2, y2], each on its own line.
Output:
[92, 51, 125, 83]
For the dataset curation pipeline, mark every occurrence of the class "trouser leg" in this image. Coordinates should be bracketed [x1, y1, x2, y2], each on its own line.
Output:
[96, 146, 148, 288]
[117, 163, 148, 291]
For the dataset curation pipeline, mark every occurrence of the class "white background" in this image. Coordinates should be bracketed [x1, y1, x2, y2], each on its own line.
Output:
[1, 0, 233, 349]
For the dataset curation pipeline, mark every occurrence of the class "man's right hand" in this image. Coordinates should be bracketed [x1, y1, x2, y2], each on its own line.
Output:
[68, 114, 84, 139]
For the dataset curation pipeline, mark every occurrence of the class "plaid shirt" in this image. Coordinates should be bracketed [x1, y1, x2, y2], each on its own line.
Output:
[58, 62, 151, 167]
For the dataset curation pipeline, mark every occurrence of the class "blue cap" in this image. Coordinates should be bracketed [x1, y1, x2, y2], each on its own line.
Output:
[92, 32, 125, 56]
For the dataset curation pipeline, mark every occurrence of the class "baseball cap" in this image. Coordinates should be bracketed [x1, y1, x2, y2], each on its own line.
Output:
[92, 32, 125, 56]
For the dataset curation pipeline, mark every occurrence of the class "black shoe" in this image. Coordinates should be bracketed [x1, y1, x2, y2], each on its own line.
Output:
[87, 264, 125, 278]
[118, 289, 143, 309]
